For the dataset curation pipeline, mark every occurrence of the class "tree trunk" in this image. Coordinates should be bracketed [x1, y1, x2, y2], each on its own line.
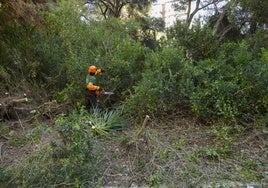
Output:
[213, 2, 231, 35]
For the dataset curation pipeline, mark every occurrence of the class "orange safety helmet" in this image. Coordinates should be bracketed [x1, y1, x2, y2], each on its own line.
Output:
[88, 65, 97, 73]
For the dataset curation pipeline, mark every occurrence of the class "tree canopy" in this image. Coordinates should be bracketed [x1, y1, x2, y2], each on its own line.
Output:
[85, 0, 157, 19]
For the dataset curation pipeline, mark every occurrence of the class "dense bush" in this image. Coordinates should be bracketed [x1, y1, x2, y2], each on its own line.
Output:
[167, 21, 218, 62]
[0, 1, 151, 109]
[125, 37, 268, 125]
[190, 42, 268, 123]
[41, 1, 151, 106]
[125, 47, 188, 118]
[0, 0, 267, 124]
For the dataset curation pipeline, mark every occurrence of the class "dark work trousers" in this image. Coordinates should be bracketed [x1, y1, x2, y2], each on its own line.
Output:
[85, 89, 97, 112]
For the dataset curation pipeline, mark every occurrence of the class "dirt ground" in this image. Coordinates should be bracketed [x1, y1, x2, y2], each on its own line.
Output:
[0, 89, 64, 169]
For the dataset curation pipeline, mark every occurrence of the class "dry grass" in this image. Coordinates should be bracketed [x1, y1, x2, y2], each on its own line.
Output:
[98, 114, 268, 187]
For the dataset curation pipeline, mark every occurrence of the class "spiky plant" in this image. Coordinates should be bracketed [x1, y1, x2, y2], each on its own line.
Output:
[87, 108, 127, 136]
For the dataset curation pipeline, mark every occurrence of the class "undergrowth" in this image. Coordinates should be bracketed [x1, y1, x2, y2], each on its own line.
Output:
[0, 110, 267, 187]
[0, 108, 127, 188]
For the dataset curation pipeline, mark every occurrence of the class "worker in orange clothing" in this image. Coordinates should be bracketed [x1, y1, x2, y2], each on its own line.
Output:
[85, 65, 105, 111]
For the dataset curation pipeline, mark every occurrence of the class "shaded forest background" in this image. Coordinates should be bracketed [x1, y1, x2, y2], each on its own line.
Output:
[0, 0, 267, 187]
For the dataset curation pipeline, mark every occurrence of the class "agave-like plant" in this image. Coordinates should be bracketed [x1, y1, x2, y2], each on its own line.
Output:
[87, 108, 126, 136]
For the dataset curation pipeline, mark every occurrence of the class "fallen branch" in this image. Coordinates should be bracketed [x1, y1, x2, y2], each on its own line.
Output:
[0, 135, 9, 140]
[11, 98, 28, 104]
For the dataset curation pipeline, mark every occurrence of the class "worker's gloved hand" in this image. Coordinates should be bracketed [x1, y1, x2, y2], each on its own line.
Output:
[100, 88, 105, 94]
[96, 88, 105, 96]
[96, 68, 105, 74]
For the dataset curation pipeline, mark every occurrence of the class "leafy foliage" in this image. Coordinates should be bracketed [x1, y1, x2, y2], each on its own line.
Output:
[85, 0, 156, 19]
[167, 21, 218, 62]
[1, 0, 268, 187]
[138, 16, 165, 50]
[2, 108, 126, 187]
[126, 23, 268, 124]
[41, 1, 151, 105]
[0, 0, 150, 107]
[190, 42, 268, 122]
[125, 47, 186, 118]
[230, 0, 268, 34]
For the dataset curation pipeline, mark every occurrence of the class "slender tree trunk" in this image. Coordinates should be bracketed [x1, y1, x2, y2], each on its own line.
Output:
[213, 2, 231, 34]
[186, 0, 222, 27]
[186, 0, 192, 23]
[187, 0, 200, 26]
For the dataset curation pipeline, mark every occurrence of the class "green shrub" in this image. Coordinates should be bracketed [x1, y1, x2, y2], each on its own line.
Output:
[190, 42, 268, 122]
[167, 21, 218, 62]
[47, 15, 150, 107]
[3, 108, 126, 187]
[0, 1, 150, 107]
[125, 47, 187, 118]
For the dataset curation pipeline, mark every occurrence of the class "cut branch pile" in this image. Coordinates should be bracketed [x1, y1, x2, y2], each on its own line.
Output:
[0, 93, 69, 122]
[27, 100, 68, 122]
